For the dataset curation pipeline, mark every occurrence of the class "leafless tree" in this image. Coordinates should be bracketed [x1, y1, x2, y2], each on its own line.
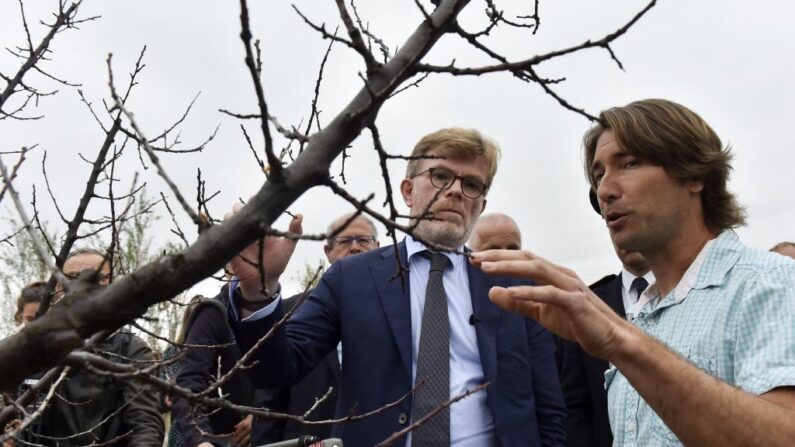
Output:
[0, 0, 657, 443]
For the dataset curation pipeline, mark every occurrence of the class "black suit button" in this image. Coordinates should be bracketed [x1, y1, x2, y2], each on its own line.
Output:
[398, 412, 408, 424]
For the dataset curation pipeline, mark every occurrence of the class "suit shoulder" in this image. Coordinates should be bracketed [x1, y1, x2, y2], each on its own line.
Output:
[589, 273, 618, 291]
[334, 244, 397, 268]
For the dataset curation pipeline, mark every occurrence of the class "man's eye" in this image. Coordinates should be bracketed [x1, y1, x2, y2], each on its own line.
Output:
[432, 171, 452, 182]
[623, 159, 639, 168]
[462, 177, 482, 190]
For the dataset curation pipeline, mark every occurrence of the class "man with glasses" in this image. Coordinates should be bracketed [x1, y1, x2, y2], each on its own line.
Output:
[227, 128, 565, 446]
[280, 213, 379, 440]
[323, 213, 380, 264]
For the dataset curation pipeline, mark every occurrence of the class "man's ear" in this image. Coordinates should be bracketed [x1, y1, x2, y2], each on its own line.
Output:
[480, 198, 487, 214]
[323, 244, 332, 261]
[685, 179, 705, 194]
[400, 178, 414, 207]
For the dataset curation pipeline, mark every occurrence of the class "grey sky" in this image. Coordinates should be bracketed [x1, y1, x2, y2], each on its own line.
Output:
[1, 0, 793, 300]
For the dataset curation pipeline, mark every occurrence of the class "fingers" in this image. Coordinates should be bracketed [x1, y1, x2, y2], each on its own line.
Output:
[478, 257, 584, 293]
[490, 284, 580, 308]
[470, 248, 538, 264]
[489, 286, 542, 316]
[288, 213, 303, 235]
[472, 249, 580, 281]
[224, 201, 246, 221]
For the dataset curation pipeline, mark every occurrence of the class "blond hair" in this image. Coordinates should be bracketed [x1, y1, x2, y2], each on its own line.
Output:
[405, 128, 501, 189]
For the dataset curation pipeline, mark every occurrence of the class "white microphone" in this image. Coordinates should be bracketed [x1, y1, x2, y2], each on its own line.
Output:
[257, 437, 342, 447]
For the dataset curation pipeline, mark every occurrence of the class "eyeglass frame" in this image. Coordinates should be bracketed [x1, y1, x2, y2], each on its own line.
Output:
[411, 167, 489, 199]
[330, 235, 377, 247]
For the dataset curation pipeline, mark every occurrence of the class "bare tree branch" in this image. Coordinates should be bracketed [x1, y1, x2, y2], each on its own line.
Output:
[238, 0, 281, 177]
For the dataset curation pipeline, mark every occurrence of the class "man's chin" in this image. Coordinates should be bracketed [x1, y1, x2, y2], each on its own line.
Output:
[415, 222, 467, 250]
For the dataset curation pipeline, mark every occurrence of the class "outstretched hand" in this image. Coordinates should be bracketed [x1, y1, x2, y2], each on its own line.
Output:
[470, 249, 635, 362]
[225, 202, 303, 301]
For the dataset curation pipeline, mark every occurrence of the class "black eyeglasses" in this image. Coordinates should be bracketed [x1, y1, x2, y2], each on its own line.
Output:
[332, 235, 376, 248]
[412, 167, 488, 199]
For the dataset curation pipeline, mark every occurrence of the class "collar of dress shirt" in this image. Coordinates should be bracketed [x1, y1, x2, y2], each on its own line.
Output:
[405, 235, 465, 269]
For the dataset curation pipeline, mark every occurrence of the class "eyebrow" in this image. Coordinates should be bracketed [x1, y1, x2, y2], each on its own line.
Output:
[591, 149, 632, 172]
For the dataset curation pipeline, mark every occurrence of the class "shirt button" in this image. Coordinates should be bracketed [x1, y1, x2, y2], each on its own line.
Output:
[398, 412, 408, 424]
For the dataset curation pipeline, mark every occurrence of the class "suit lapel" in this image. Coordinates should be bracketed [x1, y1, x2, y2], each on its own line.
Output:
[467, 263, 501, 387]
[371, 242, 413, 379]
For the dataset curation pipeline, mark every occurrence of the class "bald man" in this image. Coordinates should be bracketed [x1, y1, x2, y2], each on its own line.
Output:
[771, 241, 795, 260]
[469, 212, 522, 251]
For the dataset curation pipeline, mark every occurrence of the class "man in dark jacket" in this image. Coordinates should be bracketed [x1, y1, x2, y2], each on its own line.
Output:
[173, 290, 288, 447]
[555, 190, 652, 447]
[281, 213, 380, 439]
[23, 249, 163, 446]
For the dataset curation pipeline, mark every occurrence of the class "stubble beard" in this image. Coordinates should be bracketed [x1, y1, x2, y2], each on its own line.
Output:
[612, 210, 679, 258]
[414, 218, 472, 250]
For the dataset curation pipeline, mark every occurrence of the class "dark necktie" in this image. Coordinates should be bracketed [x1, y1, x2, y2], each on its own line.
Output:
[412, 252, 451, 445]
[631, 276, 649, 301]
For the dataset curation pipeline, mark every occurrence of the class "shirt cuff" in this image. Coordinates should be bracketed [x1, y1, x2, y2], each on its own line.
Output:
[241, 294, 281, 322]
[228, 278, 282, 322]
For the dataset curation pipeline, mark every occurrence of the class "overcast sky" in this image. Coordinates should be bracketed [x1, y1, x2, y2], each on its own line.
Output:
[1, 0, 794, 298]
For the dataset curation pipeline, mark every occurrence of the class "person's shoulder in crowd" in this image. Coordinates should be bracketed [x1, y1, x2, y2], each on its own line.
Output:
[590, 273, 618, 291]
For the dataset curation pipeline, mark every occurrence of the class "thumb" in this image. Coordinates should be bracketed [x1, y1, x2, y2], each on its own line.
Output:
[288, 213, 303, 236]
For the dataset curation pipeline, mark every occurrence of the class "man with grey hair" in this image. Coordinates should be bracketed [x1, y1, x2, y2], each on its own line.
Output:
[281, 212, 379, 439]
[469, 212, 522, 251]
[323, 212, 380, 263]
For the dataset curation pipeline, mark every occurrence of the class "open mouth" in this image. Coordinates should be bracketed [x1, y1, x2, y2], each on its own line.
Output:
[605, 211, 628, 228]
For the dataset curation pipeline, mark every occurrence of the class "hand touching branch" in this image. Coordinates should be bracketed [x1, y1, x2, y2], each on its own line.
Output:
[225, 202, 303, 301]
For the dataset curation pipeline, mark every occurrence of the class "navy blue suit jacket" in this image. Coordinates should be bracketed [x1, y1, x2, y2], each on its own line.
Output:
[231, 242, 566, 447]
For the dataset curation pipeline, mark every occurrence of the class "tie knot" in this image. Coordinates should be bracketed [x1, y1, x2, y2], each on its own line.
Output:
[631, 277, 649, 295]
[424, 251, 451, 272]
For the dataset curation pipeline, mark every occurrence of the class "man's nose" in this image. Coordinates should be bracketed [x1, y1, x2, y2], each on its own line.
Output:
[444, 177, 464, 197]
[596, 172, 619, 208]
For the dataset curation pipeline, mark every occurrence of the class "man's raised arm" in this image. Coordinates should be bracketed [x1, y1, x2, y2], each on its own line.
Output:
[471, 249, 795, 446]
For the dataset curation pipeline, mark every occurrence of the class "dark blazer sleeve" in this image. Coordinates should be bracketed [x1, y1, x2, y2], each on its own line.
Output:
[558, 339, 596, 446]
[230, 262, 342, 389]
[121, 335, 165, 446]
[526, 318, 568, 447]
[173, 305, 230, 446]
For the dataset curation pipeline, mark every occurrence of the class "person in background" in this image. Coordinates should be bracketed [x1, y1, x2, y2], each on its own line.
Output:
[173, 288, 288, 446]
[468, 212, 522, 251]
[13, 281, 45, 327]
[280, 212, 379, 440]
[771, 241, 795, 260]
[22, 248, 164, 446]
[557, 190, 654, 447]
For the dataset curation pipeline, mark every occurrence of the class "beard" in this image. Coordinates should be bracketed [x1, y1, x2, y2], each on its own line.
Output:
[413, 217, 473, 250]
